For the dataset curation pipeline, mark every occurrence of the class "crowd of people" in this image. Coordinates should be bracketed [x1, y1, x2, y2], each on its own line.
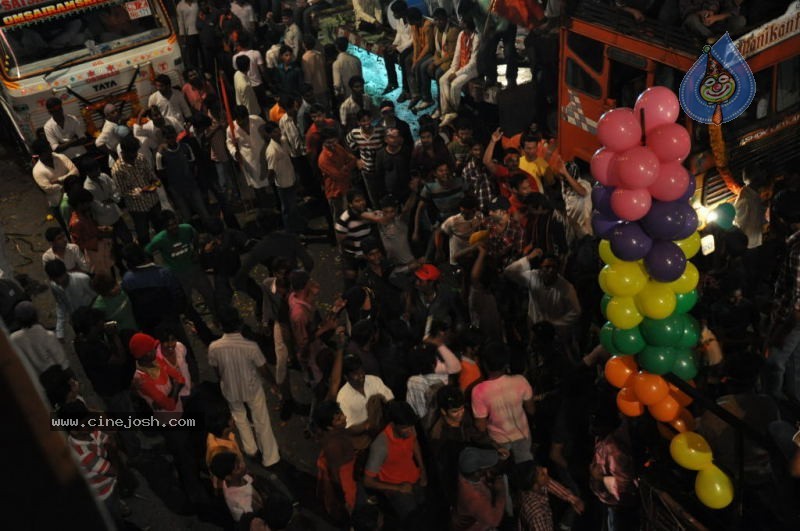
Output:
[9, 0, 800, 529]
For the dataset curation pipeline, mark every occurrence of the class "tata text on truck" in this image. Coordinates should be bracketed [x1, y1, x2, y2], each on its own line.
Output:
[558, 1, 800, 211]
[0, 0, 183, 152]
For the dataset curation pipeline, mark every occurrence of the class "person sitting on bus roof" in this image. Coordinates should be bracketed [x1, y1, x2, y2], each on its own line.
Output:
[148, 74, 193, 127]
[43, 98, 87, 160]
[680, 0, 747, 43]
[613, 0, 679, 24]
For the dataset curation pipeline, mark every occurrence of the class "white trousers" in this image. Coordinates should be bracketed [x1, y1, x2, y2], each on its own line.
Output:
[439, 71, 473, 115]
[228, 386, 280, 467]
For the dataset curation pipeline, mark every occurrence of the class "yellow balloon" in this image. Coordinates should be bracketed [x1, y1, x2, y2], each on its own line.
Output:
[635, 281, 677, 319]
[675, 232, 701, 259]
[669, 262, 699, 294]
[695, 465, 734, 509]
[607, 296, 644, 329]
[604, 262, 647, 297]
[599, 240, 620, 265]
[599, 267, 611, 294]
[670, 431, 713, 471]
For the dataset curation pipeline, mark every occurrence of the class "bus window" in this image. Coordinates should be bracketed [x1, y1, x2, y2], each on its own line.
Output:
[567, 32, 604, 73]
[777, 56, 800, 113]
[609, 60, 647, 108]
[743, 69, 774, 121]
[566, 58, 602, 98]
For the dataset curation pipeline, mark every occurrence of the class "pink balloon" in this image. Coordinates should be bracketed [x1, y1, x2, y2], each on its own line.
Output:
[611, 188, 652, 221]
[634, 87, 680, 133]
[647, 123, 691, 163]
[597, 108, 642, 153]
[591, 147, 618, 186]
[649, 162, 691, 201]
[614, 146, 660, 189]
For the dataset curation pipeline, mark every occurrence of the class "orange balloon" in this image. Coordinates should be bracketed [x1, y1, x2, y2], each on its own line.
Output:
[669, 408, 696, 433]
[605, 356, 639, 389]
[649, 394, 680, 422]
[669, 381, 694, 407]
[617, 386, 645, 417]
[657, 422, 675, 440]
[633, 372, 669, 405]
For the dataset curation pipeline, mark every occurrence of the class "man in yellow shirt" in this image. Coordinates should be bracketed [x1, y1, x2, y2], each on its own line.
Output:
[517, 133, 552, 194]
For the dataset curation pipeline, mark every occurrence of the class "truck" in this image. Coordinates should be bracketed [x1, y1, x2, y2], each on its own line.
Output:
[557, 0, 800, 210]
[0, 0, 184, 153]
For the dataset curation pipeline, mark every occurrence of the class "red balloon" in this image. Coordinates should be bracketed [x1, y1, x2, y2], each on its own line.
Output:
[647, 123, 691, 162]
[649, 162, 690, 201]
[611, 188, 653, 221]
[617, 386, 645, 417]
[598, 108, 642, 152]
[615, 146, 660, 189]
[649, 394, 680, 422]
[605, 355, 639, 388]
[591, 147, 618, 186]
[632, 372, 669, 405]
[634, 87, 680, 133]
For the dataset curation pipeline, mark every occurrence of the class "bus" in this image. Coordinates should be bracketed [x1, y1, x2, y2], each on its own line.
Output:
[557, 0, 800, 209]
[0, 0, 183, 152]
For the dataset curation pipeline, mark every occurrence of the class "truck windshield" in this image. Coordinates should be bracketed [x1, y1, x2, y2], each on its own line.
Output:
[0, 0, 170, 79]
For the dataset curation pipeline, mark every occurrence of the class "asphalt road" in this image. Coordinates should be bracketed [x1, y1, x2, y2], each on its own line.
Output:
[0, 150, 342, 530]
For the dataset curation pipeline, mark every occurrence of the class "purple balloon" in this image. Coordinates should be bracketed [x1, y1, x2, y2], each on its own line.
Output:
[641, 200, 687, 240]
[610, 222, 653, 261]
[592, 210, 623, 239]
[678, 175, 696, 202]
[592, 185, 615, 217]
[644, 240, 687, 282]
[675, 207, 699, 239]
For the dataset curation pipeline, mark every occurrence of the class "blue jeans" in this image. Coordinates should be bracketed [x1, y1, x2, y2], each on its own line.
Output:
[765, 322, 800, 400]
[276, 184, 304, 232]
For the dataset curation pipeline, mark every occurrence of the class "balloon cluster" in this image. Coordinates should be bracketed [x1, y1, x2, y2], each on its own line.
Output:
[593, 87, 733, 510]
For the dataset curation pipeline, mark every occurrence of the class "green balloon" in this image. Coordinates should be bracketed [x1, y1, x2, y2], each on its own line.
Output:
[676, 314, 701, 348]
[672, 349, 698, 380]
[639, 346, 677, 375]
[712, 203, 735, 230]
[675, 290, 699, 314]
[600, 322, 616, 353]
[639, 315, 683, 347]
[613, 325, 646, 354]
[601, 294, 612, 319]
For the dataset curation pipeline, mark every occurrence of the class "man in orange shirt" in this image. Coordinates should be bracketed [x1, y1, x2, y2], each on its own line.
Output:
[317, 128, 358, 225]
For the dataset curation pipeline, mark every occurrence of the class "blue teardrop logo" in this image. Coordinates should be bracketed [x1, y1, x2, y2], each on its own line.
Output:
[679, 33, 756, 125]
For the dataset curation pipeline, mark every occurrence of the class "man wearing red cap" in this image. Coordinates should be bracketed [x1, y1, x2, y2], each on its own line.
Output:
[405, 263, 465, 340]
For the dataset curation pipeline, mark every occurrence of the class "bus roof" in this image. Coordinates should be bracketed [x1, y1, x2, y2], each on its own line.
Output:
[571, 1, 800, 70]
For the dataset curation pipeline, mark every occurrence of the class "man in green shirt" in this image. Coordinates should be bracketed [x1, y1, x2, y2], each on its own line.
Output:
[146, 210, 218, 321]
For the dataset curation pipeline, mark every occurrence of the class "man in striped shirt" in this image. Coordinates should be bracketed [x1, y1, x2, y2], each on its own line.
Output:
[62, 400, 126, 526]
[335, 189, 383, 287]
[345, 110, 385, 206]
[111, 135, 162, 246]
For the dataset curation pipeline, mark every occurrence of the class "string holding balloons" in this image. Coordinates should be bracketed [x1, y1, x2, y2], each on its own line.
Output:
[593, 86, 733, 510]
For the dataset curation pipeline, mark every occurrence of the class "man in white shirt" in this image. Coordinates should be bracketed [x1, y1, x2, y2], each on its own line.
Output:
[383, 0, 413, 98]
[43, 97, 86, 159]
[31, 139, 78, 230]
[438, 195, 483, 265]
[332, 36, 363, 99]
[557, 160, 593, 244]
[95, 103, 124, 165]
[230, 0, 256, 36]
[438, 16, 480, 126]
[42, 227, 90, 273]
[10, 301, 69, 375]
[148, 74, 192, 125]
[232, 34, 266, 101]
[226, 106, 269, 203]
[44, 259, 97, 340]
[265, 120, 304, 233]
[176, 0, 200, 68]
[281, 9, 302, 60]
[233, 55, 261, 117]
[131, 105, 183, 167]
[336, 355, 394, 430]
